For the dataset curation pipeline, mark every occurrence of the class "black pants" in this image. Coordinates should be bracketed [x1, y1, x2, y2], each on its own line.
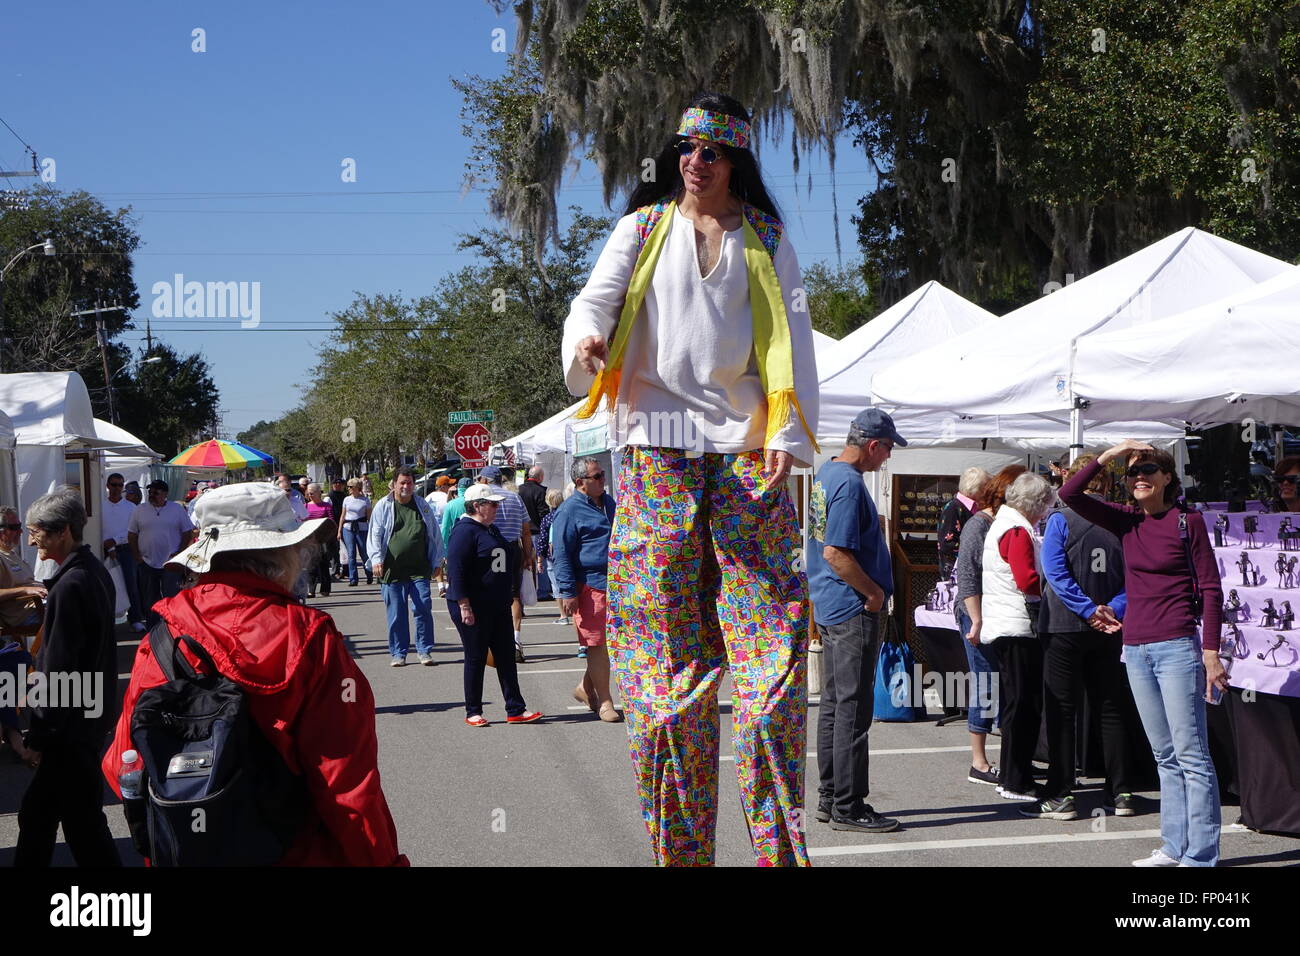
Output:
[448, 599, 525, 718]
[996, 635, 1044, 796]
[309, 543, 332, 596]
[816, 611, 882, 816]
[137, 563, 181, 627]
[15, 740, 122, 867]
[1042, 630, 1137, 799]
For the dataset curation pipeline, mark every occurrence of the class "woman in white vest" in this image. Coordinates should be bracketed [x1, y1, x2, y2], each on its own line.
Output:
[981, 472, 1058, 801]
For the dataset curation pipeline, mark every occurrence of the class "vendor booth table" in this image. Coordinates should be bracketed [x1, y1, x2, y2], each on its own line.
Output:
[1199, 507, 1300, 836]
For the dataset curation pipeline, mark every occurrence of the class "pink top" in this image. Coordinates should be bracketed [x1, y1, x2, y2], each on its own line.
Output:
[306, 501, 332, 521]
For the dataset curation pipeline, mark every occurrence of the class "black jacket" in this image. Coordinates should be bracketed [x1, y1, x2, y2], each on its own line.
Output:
[517, 479, 549, 534]
[27, 544, 119, 750]
[446, 519, 513, 609]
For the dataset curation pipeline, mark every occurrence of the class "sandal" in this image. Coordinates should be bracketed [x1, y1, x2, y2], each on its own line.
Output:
[598, 703, 624, 723]
[464, 715, 489, 728]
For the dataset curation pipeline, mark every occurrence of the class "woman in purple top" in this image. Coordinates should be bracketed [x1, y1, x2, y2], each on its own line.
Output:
[1060, 439, 1227, 867]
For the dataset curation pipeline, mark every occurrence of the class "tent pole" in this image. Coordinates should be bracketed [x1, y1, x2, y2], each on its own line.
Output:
[1069, 398, 1089, 464]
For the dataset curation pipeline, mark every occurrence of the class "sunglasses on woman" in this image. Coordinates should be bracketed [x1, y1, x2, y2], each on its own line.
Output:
[1276, 475, 1300, 486]
[1125, 463, 1162, 478]
[676, 140, 722, 165]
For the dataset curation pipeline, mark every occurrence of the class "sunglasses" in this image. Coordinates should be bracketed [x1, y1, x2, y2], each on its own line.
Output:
[676, 140, 722, 165]
[581, 471, 606, 482]
[1125, 463, 1163, 478]
[1276, 475, 1300, 486]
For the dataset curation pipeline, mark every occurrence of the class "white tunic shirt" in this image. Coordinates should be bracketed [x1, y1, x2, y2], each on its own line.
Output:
[562, 209, 819, 466]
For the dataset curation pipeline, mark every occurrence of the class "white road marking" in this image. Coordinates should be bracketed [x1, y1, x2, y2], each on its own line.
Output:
[718, 743, 1000, 762]
[519, 667, 588, 674]
[809, 828, 1201, 858]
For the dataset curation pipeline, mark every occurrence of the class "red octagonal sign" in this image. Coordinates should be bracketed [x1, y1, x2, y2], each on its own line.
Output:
[454, 422, 491, 468]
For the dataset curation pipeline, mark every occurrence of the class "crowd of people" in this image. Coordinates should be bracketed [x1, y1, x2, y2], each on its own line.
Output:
[0, 90, 1283, 870]
[932, 443, 1231, 866]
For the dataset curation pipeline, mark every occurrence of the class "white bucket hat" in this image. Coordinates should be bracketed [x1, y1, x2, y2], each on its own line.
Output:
[166, 482, 330, 574]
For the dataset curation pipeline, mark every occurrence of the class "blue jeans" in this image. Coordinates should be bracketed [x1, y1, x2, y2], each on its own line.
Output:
[342, 524, 370, 585]
[1125, 636, 1220, 866]
[382, 578, 435, 659]
[956, 607, 1001, 734]
[111, 545, 145, 624]
[536, 553, 553, 601]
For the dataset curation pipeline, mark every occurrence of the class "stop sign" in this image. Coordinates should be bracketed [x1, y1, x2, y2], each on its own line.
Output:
[454, 422, 491, 467]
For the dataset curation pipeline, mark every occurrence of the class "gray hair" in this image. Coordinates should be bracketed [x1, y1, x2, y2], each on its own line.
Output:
[1004, 473, 1057, 522]
[959, 467, 990, 500]
[306, 482, 322, 495]
[845, 422, 871, 448]
[544, 488, 563, 509]
[528, 465, 544, 480]
[26, 488, 87, 542]
[208, 542, 312, 591]
[571, 456, 601, 484]
[0, 505, 17, 523]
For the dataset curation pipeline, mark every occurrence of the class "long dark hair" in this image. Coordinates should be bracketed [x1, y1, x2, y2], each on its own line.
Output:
[623, 92, 782, 222]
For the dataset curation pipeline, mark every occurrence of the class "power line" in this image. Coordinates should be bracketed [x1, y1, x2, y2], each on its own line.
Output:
[0, 114, 35, 152]
[91, 169, 875, 201]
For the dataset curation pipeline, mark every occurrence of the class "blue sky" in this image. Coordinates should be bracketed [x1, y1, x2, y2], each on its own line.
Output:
[4, 0, 867, 436]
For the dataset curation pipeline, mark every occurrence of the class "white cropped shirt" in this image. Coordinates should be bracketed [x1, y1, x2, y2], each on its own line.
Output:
[561, 209, 819, 466]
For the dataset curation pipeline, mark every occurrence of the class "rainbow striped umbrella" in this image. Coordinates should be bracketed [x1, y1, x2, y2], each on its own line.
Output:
[169, 439, 274, 470]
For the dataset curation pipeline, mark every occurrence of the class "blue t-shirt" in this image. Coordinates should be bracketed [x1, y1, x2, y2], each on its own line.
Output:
[807, 460, 893, 627]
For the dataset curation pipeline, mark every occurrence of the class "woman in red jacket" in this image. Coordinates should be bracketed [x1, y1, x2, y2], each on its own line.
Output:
[102, 482, 408, 866]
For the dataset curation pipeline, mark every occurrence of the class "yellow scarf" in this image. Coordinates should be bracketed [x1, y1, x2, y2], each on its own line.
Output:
[576, 200, 818, 453]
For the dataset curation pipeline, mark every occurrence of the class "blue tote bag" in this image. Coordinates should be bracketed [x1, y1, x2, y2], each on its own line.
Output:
[874, 630, 924, 722]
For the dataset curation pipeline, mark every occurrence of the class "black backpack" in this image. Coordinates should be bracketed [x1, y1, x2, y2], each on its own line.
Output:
[125, 622, 309, 866]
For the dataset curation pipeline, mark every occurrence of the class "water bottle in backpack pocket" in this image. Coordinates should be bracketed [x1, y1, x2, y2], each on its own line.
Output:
[127, 622, 309, 866]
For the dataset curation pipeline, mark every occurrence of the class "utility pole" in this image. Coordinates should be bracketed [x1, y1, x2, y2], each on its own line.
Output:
[69, 302, 128, 423]
[94, 302, 115, 423]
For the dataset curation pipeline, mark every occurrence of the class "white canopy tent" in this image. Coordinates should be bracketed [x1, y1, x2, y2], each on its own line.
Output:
[871, 228, 1292, 431]
[95, 418, 163, 488]
[817, 279, 1185, 451]
[1071, 266, 1300, 425]
[0, 372, 118, 570]
[808, 280, 1185, 529]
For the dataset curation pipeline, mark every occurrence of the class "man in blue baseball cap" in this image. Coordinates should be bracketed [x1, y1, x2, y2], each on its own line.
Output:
[806, 407, 906, 835]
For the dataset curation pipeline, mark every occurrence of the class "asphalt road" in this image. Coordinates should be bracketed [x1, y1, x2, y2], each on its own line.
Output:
[1, 582, 1297, 867]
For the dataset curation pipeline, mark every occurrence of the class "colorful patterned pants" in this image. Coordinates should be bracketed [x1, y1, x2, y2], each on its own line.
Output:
[608, 446, 810, 867]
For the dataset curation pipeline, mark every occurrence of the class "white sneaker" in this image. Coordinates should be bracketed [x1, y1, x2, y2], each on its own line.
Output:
[996, 786, 1037, 801]
[1132, 848, 1179, 867]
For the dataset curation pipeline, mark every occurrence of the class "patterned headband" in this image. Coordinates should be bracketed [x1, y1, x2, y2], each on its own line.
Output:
[676, 107, 752, 150]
